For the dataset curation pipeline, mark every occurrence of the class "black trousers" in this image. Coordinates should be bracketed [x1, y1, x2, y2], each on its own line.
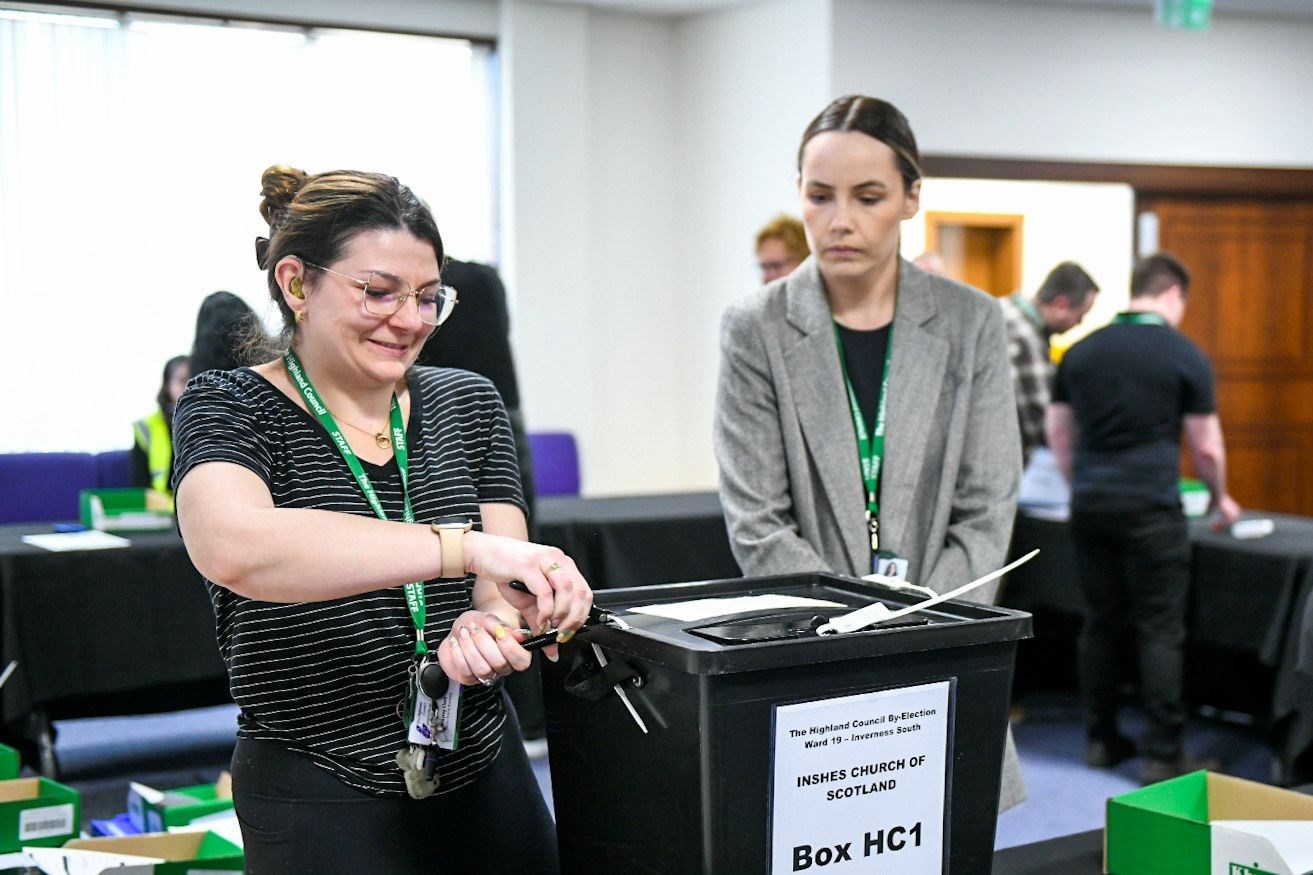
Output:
[1070, 506, 1190, 761]
[231, 695, 558, 874]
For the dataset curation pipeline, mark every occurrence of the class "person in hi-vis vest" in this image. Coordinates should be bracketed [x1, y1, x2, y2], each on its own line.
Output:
[132, 354, 189, 500]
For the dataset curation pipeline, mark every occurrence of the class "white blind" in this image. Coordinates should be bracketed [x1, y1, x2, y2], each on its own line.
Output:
[0, 7, 496, 452]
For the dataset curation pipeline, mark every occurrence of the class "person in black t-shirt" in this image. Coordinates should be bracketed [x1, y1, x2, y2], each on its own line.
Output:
[173, 164, 592, 873]
[1047, 252, 1241, 785]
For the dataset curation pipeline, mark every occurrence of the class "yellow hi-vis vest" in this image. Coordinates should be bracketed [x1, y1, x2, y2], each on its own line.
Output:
[133, 409, 173, 497]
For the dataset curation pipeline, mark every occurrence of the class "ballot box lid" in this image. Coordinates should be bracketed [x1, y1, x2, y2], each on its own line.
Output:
[579, 572, 1032, 675]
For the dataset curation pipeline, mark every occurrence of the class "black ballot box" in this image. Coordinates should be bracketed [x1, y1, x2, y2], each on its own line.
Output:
[540, 573, 1031, 875]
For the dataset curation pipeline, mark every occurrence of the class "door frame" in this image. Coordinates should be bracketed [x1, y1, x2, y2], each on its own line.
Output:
[921, 156, 1313, 199]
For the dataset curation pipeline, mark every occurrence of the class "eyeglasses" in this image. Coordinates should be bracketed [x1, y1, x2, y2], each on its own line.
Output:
[300, 260, 458, 326]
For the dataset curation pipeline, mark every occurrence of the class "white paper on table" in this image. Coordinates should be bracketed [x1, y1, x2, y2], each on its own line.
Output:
[1022, 504, 1070, 522]
[627, 594, 846, 622]
[1212, 820, 1313, 875]
[1019, 447, 1071, 507]
[25, 845, 166, 875]
[168, 812, 244, 847]
[21, 530, 131, 551]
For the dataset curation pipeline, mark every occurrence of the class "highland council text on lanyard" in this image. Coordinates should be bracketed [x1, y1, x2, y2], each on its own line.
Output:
[833, 322, 893, 558]
[283, 349, 430, 658]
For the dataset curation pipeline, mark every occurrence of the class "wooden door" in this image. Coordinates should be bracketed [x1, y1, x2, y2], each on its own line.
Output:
[925, 211, 1023, 297]
[1138, 196, 1313, 515]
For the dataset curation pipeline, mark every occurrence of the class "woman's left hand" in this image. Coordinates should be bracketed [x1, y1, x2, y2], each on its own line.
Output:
[462, 531, 594, 639]
[437, 608, 533, 687]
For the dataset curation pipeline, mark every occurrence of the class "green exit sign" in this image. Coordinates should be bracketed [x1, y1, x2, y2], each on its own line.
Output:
[1157, 0, 1213, 29]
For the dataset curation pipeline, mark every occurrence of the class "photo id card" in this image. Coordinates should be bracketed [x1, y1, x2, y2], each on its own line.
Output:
[874, 553, 909, 580]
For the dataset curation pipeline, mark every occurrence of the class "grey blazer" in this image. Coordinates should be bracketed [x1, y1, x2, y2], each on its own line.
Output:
[714, 257, 1021, 595]
[714, 256, 1026, 809]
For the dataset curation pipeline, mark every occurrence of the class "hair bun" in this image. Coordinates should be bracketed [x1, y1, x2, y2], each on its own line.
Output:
[259, 164, 308, 225]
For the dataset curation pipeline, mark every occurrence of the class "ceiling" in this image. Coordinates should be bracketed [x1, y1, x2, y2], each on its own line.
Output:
[535, 0, 1313, 21]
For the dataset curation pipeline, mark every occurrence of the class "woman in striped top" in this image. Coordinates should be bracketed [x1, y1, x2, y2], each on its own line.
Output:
[172, 165, 589, 873]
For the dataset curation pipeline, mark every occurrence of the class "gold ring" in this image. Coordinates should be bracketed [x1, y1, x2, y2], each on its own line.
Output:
[546, 561, 563, 573]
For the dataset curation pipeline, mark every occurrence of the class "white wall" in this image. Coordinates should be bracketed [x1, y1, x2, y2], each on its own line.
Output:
[500, 2, 689, 495]
[500, 0, 598, 479]
[670, 0, 833, 491]
[831, 0, 1313, 167]
[900, 178, 1136, 345]
[503, 0, 831, 495]
[583, 12, 686, 493]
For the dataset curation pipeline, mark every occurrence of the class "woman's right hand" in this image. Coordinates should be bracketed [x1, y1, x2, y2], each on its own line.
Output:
[461, 531, 593, 638]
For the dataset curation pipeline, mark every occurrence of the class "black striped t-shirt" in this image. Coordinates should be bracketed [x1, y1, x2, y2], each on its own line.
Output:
[172, 365, 526, 797]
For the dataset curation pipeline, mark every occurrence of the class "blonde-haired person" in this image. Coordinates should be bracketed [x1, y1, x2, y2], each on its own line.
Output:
[714, 95, 1024, 810]
[756, 213, 810, 284]
[172, 164, 589, 873]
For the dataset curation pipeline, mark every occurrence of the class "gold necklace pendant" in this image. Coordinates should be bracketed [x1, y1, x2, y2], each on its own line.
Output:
[375, 432, 392, 450]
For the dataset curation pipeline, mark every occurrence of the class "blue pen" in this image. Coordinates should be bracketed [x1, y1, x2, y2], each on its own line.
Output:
[53, 523, 87, 533]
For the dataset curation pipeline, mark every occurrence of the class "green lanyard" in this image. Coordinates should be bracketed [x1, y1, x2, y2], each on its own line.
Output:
[833, 322, 894, 554]
[283, 350, 429, 657]
[1113, 311, 1167, 326]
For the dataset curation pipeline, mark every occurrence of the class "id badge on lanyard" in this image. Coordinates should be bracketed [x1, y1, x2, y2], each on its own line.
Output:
[873, 551, 909, 581]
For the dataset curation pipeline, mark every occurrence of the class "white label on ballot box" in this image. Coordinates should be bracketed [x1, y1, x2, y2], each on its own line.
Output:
[771, 680, 951, 874]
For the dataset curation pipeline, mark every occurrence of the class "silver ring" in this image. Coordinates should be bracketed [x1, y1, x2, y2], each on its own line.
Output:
[477, 675, 494, 686]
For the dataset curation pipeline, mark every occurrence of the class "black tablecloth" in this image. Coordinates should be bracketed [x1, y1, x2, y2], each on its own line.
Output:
[534, 492, 741, 590]
[0, 524, 228, 739]
[1005, 511, 1313, 655]
[992, 828, 1102, 874]
[1003, 509, 1313, 776]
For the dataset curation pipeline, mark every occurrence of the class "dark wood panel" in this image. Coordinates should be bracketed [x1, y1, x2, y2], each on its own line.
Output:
[1155, 201, 1313, 377]
[1218, 427, 1311, 516]
[922, 155, 1313, 198]
[1215, 381, 1313, 427]
[1144, 195, 1313, 516]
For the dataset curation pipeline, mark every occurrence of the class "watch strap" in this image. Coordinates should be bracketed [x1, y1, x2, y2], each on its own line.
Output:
[432, 520, 472, 579]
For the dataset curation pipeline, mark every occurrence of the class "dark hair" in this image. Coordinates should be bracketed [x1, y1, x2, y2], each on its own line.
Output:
[1035, 261, 1099, 306]
[190, 291, 259, 375]
[257, 164, 445, 342]
[797, 95, 922, 192]
[1131, 252, 1191, 299]
[157, 354, 189, 423]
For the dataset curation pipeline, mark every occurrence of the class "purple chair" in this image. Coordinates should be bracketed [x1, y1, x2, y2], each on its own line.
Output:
[96, 449, 135, 489]
[527, 432, 580, 496]
[0, 452, 99, 523]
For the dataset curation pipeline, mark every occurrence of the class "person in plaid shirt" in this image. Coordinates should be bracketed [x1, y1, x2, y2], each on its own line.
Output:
[1000, 261, 1099, 464]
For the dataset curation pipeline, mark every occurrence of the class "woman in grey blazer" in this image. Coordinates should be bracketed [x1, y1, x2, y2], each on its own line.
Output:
[713, 94, 1024, 808]
[716, 96, 1020, 594]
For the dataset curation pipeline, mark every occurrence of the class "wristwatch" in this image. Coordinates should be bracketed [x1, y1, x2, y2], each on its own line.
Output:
[431, 518, 473, 579]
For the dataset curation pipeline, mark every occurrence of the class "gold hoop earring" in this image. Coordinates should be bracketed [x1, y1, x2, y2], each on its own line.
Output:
[294, 309, 306, 324]
[290, 277, 304, 299]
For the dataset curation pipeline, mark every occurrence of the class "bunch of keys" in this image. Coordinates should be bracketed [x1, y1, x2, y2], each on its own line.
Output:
[397, 650, 460, 800]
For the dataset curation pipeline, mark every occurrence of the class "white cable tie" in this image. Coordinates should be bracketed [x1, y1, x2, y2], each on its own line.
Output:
[590, 642, 648, 734]
[819, 549, 1040, 635]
